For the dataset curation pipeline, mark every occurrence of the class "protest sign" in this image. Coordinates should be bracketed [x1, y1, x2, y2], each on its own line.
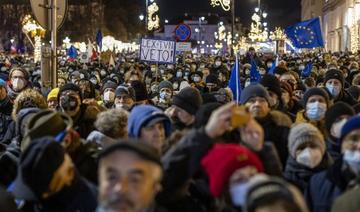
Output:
[140, 38, 176, 64]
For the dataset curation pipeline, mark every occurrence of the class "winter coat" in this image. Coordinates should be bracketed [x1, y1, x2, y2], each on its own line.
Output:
[0, 97, 12, 142]
[305, 157, 357, 212]
[295, 110, 327, 136]
[326, 138, 341, 162]
[256, 142, 283, 177]
[334, 90, 358, 106]
[256, 110, 292, 167]
[72, 104, 103, 139]
[284, 152, 333, 193]
[158, 127, 215, 212]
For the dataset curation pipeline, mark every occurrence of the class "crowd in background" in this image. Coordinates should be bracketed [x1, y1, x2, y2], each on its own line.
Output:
[0, 47, 360, 212]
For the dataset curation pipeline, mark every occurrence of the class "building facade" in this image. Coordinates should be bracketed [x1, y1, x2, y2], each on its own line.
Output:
[322, 0, 360, 52]
[301, 0, 324, 20]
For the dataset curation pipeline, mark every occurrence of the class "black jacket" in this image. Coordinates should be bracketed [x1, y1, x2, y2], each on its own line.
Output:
[305, 157, 357, 212]
[0, 97, 13, 142]
[158, 128, 215, 212]
[326, 137, 341, 161]
[256, 111, 292, 167]
[284, 153, 333, 193]
[335, 90, 358, 106]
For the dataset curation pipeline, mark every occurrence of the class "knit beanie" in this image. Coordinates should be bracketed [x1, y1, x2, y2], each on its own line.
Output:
[130, 80, 148, 102]
[58, 83, 81, 102]
[260, 74, 282, 99]
[340, 115, 360, 142]
[324, 69, 345, 87]
[302, 87, 329, 107]
[172, 87, 203, 115]
[158, 80, 173, 92]
[325, 102, 355, 135]
[288, 123, 325, 158]
[240, 84, 272, 105]
[101, 81, 118, 94]
[201, 144, 263, 197]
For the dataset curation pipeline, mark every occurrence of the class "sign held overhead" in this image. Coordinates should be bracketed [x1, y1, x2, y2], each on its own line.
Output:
[140, 38, 176, 64]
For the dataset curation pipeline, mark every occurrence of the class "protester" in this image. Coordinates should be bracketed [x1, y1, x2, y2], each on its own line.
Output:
[6, 67, 31, 100]
[99, 81, 117, 109]
[46, 87, 59, 110]
[114, 84, 136, 111]
[0, 78, 13, 141]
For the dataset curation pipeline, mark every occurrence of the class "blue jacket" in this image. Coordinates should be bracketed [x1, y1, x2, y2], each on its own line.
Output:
[128, 105, 171, 138]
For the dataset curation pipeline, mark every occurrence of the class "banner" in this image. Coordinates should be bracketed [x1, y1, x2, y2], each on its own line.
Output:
[140, 38, 176, 64]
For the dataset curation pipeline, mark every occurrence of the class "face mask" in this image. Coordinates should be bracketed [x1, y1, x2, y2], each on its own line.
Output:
[159, 91, 171, 101]
[160, 69, 165, 75]
[267, 63, 273, 68]
[326, 84, 341, 98]
[193, 76, 201, 82]
[343, 150, 360, 173]
[245, 79, 251, 87]
[330, 118, 347, 139]
[306, 102, 327, 121]
[100, 71, 107, 77]
[299, 65, 305, 71]
[176, 72, 183, 78]
[200, 64, 205, 68]
[259, 69, 266, 75]
[60, 95, 80, 116]
[229, 182, 250, 207]
[12, 78, 25, 91]
[245, 69, 250, 75]
[296, 147, 323, 168]
[173, 83, 179, 90]
[90, 78, 97, 85]
[115, 103, 130, 111]
[215, 61, 221, 67]
[103, 91, 115, 102]
[151, 67, 156, 72]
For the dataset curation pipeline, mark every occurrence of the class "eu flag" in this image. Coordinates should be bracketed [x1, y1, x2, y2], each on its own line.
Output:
[301, 62, 313, 78]
[96, 30, 103, 50]
[228, 54, 242, 103]
[285, 17, 324, 49]
[250, 58, 261, 83]
[68, 45, 78, 59]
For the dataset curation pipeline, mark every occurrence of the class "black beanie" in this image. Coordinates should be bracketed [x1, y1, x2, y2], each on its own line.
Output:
[172, 87, 203, 115]
[260, 74, 282, 99]
[325, 102, 355, 134]
[58, 83, 81, 102]
[131, 80, 148, 102]
[206, 74, 219, 84]
[302, 87, 329, 107]
[101, 81, 118, 94]
[324, 69, 345, 87]
[195, 102, 222, 128]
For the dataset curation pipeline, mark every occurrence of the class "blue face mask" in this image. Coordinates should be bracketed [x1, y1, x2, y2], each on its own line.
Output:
[326, 84, 341, 98]
[229, 182, 250, 207]
[306, 102, 327, 121]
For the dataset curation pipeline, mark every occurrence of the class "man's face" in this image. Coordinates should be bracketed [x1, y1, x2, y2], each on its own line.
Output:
[47, 98, 58, 110]
[245, 97, 270, 118]
[59, 90, 81, 117]
[140, 122, 165, 153]
[10, 70, 26, 92]
[99, 151, 162, 212]
[342, 129, 360, 153]
[115, 94, 134, 110]
[280, 74, 296, 89]
[170, 105, 195, 126]
[58, 78, 66, 88]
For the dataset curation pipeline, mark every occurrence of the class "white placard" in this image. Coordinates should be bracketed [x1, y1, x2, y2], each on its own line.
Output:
[140, 38, 176, 64]
[176, 42, 192, 52]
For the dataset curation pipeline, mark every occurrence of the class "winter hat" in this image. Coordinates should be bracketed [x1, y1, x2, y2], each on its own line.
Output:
[158, 80, 173, 92]
[22, 110, 73, 151]
[101, 81, 118, 94]
[130, 80, 148, 102]
[240, 84, 272, 105]
[340, 115, 360, 141]
[260, 74, 282, 99]
[9, 67, 29, 80]
[288, 123, 325, 158]
[172, 87, 203, 115]
[201, 144, 263, 197]
[206, 74, 219, 84]
[179, 81, 191, 90]
[16, 108, 41, 139]
[325, 102, 355, 135]
[115, 85, 136, 100]
[47, 88, 59, 101]
[13, 137, 65, 200]
[58, 83, 81, 102]
[302, 87, 329, 107]
[128, 105, 171, 138]
[324, 69, 345, 87]
[0, 78, 5, 87]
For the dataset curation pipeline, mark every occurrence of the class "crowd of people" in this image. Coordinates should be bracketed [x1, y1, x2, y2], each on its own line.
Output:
[0, 47, 360, 212]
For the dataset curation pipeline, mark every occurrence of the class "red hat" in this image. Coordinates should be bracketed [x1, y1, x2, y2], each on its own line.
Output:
[201, 144, 264, 197]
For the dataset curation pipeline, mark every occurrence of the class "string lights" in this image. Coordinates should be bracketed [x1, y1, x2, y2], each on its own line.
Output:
[210, 0, 231, 11]
[22, 15, 46, 62]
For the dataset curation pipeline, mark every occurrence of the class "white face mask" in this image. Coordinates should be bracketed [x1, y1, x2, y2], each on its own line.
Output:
[115, 103, 129, 111]
[306, 102, 327, 121]
[215, 61, 221, 67]
[326, 84, 341, 98]
[229, 182, 250, 207]
[267, 63, 273, 68]
[12, 78, 25, 91]
[343, 150, 360, 173]
[103, 91, 115, 102]
[296, 147, 323, 168]
[193, 76, 201, 82]
[330, 118, 347, 139]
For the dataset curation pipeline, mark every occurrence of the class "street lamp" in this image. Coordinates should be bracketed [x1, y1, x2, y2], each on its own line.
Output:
[255, 7, 259, 12]
[165, 19, 169, 24]
[262, 12, 268, 18]
[139, 14, 145, 21]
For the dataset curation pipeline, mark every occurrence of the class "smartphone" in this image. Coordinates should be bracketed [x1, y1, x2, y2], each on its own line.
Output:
[231, 106, 250, 128]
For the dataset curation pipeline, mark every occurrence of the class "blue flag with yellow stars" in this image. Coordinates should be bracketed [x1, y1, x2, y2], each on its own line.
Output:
[250, 58, 261, 83]
[285, 17, 324, 49]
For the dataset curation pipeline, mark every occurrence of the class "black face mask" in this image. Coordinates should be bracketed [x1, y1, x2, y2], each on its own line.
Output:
[81, 90, 92, 99]
[171, 116, 187, 131]
[60, 95, 79, 112]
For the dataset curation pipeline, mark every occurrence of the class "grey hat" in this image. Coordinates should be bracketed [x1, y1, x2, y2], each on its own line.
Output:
[158, 80, 173, 92]
[240, 84, 272, 105]
[115, 85, 136, 100]
[288, 123, 325, 158]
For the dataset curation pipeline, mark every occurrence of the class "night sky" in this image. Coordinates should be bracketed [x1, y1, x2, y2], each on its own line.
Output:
[155, 0, 301, 29]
